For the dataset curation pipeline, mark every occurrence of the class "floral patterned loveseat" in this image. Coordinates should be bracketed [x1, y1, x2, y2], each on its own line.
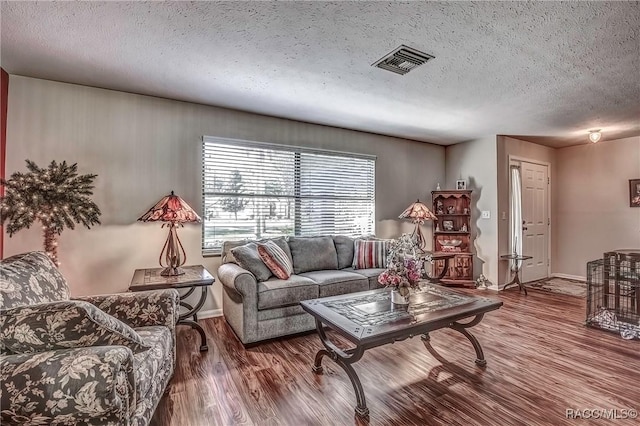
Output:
[0, 251, 179, 425]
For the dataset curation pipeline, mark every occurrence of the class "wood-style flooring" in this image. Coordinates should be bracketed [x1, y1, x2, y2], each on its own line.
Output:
[151, 288, 639, 426]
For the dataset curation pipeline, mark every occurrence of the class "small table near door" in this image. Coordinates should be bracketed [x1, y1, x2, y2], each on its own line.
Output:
[129, 265, 214, 352]
[500, 254, 532, 295]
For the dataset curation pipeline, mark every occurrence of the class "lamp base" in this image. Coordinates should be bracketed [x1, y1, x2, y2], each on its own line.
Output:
[160, 266, 185, 276]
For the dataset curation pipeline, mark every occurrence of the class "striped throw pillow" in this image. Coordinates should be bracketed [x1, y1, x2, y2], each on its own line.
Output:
[257, 240, 294, 280]
[352, 239, 389, 269]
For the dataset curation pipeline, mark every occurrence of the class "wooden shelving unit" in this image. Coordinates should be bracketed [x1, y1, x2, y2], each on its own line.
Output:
[431, 190, 474, 287]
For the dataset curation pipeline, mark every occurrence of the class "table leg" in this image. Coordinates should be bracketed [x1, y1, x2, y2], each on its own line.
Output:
[448, 314, 487, 366]
[503, 268, 527, 295]
[311, 319, 369, 418]
[178, 286, 209, 352]
[424, 258, 451, 283]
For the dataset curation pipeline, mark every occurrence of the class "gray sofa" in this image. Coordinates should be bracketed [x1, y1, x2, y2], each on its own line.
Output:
[0, 252, 179, 426]
[218, 236, 385, 344]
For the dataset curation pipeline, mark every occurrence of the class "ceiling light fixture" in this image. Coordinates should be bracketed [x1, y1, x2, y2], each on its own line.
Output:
[588, 130, 602, 143]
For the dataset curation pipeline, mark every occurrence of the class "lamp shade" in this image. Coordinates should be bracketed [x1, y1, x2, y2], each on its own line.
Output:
[137, 191, 201, 223]
[399, 199, 437, 224]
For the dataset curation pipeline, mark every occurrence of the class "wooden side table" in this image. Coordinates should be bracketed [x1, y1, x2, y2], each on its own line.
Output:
[130, 265, 215, 352]
[500, 254, 533, 295]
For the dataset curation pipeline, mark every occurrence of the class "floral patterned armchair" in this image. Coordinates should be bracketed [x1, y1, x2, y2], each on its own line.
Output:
[0, 252, 179, 426]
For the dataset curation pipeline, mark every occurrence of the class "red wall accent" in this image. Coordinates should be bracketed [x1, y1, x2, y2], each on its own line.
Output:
[1, 68, 8, 258]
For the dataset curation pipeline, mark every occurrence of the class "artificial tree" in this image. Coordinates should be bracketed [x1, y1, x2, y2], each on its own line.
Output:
[0, 160, 101, 265]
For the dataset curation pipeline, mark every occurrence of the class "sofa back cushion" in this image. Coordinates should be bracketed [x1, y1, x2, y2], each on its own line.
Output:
[352, 239, 389, 269]
[332, 236, 355, 269]
[289, 236, 338, 274]
[0, 251, 70, 309]
[0, 300, 150, 354]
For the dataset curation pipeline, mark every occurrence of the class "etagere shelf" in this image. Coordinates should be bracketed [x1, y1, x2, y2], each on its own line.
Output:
[431, 190, 474, 287]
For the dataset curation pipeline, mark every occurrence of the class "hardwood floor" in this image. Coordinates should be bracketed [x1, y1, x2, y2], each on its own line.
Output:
[151, 288, 639, 426]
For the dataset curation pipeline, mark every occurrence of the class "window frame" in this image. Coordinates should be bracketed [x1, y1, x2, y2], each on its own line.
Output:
[201, 136, 376, 255]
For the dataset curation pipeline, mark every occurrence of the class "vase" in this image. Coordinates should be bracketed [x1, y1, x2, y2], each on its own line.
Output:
[391, 288, 410, 305]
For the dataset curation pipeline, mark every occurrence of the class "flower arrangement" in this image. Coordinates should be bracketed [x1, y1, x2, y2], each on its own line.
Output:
[378, 234, 432, 297]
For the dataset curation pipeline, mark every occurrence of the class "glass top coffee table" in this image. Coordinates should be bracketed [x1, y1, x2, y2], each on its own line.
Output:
[300, 285, 503, 419]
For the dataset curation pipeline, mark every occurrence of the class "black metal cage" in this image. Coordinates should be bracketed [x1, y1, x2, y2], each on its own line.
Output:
[586, 251, 640, 339]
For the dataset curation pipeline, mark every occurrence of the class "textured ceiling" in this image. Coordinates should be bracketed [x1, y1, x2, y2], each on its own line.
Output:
[1, 1, 639, 147]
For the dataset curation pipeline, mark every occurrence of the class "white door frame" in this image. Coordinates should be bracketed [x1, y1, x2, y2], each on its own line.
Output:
[508, 155, 552, 278]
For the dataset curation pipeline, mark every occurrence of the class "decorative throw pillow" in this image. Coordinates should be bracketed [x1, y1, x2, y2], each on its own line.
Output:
[352, 239, 389, 269]
[230, 243, 273, 282]
[257, 241, 294, 280]
[0, 300, 150, 354]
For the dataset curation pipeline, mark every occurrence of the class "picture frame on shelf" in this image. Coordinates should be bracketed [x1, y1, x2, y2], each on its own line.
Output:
[442, 220, 454, 231]
[630, 179, 640, 207]
[456, 180, 467, 190]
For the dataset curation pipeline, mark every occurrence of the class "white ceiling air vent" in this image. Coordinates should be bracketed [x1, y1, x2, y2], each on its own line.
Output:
[372, 45, 435, 75]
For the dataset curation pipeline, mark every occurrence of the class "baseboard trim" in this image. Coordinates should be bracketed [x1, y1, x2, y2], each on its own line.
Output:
[551, 273, 586, 282]
[198, 309, 223, 319]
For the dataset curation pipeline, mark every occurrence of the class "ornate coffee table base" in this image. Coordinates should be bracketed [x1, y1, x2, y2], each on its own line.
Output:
[311, 314, 488, 418]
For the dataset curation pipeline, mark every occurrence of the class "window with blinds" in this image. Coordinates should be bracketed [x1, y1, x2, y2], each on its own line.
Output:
[202, 137, 376, 254]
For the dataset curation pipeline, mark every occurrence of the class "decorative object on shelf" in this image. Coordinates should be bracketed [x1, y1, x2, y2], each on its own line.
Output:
[436, 182, 441, 191]
[432, 190, 474, 287]
[440, 239, 462, 248]
[629, 179, 640, 207]
[0, 160, 101, 266]
[456, 179, 467, 190]
[588, 129, 602, 143]
[378, 234, 431, 304]
[138, 191, 201, 276]
[398, 199, 437, 251]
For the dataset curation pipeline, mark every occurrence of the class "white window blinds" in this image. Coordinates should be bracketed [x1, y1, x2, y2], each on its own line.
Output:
[202, 137, 376, 254]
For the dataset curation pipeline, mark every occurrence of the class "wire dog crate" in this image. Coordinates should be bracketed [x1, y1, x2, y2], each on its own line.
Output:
[586, 250, 640, 339]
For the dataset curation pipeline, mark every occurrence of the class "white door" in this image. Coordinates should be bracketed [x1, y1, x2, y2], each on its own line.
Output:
[520, 161, 549, 282]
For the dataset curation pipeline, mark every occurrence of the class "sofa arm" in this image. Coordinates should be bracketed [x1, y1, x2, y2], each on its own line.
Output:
[0, 346, 135, 425]
[75, 289, 179, 331]
[218, 263, 258, 299]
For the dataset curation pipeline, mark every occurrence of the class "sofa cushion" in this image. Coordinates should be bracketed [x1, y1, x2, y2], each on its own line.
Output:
[333, 236, 355, 269]
[299, 270, 369, 298]
[352, 239, 388, 269]
[0, 300, 150, 354]
[289, 236, 338, 274]
[343, 267, 385, 289]
[0, 251, 70, 309]
[134, 325, 173, 402]
[258, 275, 319, 310]
[258, 241, 294, 280]
[231, 243, 273, 282]
[223, 237, 291, 265]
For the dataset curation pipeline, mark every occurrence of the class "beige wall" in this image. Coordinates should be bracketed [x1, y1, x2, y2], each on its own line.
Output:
[554, 136, 640, 277]
[445, 136, 499, 288]
[496, 136, 557, 285]
[4, 76, 445, 313]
